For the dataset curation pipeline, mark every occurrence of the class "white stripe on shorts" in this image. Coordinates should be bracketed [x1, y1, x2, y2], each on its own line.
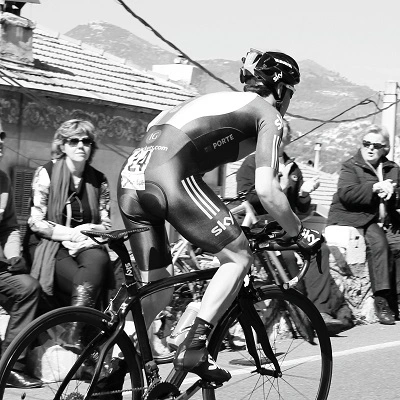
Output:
[182, 176, 220, 219]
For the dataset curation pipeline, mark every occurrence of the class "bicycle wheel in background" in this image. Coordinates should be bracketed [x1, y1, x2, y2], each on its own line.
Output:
[204, 285, 332, 400]
[0, 306, 143, 400]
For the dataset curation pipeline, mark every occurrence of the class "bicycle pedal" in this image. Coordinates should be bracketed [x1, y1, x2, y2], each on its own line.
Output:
[199, 380, 223, 389]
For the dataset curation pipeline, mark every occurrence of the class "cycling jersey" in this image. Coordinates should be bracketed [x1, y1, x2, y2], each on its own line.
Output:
[118, 91, 284, 271]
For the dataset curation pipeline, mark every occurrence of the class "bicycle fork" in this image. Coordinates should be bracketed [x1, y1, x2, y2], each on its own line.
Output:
[238, 285, 282, 377]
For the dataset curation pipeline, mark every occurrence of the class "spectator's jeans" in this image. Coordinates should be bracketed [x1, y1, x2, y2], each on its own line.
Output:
[363, 222, 391, 295]
[385, 229, 400, 296]
[0, 271, 41, 357]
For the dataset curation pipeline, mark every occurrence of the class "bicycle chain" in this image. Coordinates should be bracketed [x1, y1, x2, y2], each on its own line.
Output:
[84, 386, 146, 398]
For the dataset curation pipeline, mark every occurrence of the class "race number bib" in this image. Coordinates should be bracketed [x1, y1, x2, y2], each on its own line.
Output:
[121, 148, 153, 190]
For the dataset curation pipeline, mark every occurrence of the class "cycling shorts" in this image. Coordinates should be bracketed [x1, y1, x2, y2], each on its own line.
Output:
[118, 171, 242, 272]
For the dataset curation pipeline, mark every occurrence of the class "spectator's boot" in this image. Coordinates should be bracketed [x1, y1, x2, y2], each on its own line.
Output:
[60, 282, 99, 353]
[173, 317, 231, 384]
[374, 296, 395, 325]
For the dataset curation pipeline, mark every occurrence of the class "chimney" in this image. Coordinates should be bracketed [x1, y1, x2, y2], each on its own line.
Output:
[0, 9, 35, 65]
[314, 142, 322, 170]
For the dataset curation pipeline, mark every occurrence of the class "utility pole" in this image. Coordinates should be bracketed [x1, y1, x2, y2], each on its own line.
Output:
[381, 81, 398, 161]
[314, 142, 322, 170]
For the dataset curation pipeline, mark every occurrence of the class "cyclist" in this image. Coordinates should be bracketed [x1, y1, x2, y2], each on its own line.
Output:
[118, 48, 323, 383]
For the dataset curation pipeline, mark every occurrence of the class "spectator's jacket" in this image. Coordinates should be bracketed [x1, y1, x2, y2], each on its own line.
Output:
[236, 152, 311, 216]
[0, 170, 18, 230]
[327, 149, 400, 229]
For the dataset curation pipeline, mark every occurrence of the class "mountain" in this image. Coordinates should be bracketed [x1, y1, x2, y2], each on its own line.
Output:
[65, 22, 399, 173]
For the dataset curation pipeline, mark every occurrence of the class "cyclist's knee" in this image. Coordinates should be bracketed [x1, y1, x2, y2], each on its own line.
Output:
[217, 233, 253, 269]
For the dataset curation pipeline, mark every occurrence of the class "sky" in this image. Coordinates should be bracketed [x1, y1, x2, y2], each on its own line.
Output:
[21, 0, 400, 92]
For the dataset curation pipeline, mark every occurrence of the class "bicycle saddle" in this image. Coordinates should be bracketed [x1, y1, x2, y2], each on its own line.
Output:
[81, 227, 149, 242]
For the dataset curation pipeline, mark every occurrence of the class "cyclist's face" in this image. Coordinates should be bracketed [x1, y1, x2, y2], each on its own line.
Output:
[278, 84, 293, 116]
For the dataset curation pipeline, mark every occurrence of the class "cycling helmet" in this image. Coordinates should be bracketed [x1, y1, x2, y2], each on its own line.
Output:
[240, 49, 300, 103]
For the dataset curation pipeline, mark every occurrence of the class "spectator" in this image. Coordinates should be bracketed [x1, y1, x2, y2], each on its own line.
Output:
[26, 119, 114, 350]
[237, 119, 347, 335]
[0, 129, 42, 388]
[327, 124, 400, 325]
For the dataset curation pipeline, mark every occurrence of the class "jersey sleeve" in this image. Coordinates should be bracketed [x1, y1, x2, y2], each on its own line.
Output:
[255, 106, 285, 171]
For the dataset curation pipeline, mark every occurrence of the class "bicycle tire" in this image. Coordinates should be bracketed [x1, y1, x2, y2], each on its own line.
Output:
[0, 306, 144, 400]
[284, 299, 316, 343]
[260, 252, 316, 344]
[203, 285, 332, 400]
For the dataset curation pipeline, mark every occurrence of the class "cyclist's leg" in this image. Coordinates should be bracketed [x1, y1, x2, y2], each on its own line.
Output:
[197, 232, 252, 325]
[118, 183, 174, 329]
[165, 175, 253, 382]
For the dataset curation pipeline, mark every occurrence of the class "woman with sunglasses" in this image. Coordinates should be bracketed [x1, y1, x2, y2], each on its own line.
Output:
[327, 124, 400, 325]
[26, 119, 113, 351]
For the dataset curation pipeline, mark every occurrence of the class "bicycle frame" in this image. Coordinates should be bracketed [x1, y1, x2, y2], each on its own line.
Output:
[84, 227, 310, 396]
[228, 195, 300, 287]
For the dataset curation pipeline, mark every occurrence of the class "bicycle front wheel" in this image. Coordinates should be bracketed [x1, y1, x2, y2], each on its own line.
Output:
[205, 285, 332, 400]
[0, 306, 144, 400]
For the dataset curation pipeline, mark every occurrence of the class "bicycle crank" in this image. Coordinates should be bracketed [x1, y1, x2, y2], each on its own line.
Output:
[145, 381, 180, 400]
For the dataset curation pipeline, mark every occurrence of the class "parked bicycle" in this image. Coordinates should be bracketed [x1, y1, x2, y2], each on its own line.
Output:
[0, 220, 332, 399]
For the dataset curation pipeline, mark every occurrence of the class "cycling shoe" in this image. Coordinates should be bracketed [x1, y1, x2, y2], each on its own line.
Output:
[174, 347, 231, 383]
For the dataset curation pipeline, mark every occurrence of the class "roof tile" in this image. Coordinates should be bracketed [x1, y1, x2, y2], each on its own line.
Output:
[0, 25, 197, 111]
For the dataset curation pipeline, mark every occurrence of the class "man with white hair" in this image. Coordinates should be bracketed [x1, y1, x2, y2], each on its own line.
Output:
[327, 124, 400, 325]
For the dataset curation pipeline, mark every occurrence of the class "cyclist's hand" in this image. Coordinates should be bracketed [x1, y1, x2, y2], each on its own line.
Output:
[294, 225, 324, 255]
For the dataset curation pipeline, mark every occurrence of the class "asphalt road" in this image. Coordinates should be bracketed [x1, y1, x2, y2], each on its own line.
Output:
[4, 321, 400, 399]
[172, 322, 400, 400]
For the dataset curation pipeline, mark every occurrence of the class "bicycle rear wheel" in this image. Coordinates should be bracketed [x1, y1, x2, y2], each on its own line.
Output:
[0, 306, 144, 400]
[204, 285, 332, 400]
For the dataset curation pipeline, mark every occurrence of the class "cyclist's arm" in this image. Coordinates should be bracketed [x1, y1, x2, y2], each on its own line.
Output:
[254, 110, 301, 237]
[236, 154, 264, 211]
[255, 166, 301, 236]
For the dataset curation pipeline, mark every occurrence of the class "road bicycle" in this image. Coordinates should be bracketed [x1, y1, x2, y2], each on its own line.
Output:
[0, 219, 333, 399]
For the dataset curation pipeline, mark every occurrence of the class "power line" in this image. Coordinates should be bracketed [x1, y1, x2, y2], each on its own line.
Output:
[291, 96, 400, 142]
[287, 97, 382, 123]
[115, 0, 238, 92]
[114, 0, 397, 130]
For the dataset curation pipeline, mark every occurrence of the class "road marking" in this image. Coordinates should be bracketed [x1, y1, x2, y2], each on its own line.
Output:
[332, 340, 400, 358]
[181, 340, 400, 385]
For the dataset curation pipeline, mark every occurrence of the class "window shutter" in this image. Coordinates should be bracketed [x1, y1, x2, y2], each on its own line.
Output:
[12, 166, 35, 236]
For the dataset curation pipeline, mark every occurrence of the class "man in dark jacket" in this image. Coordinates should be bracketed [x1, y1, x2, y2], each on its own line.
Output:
[237, 120, 346, 335]
[327, 124, 400, 325]
[0, 130, 42, 388]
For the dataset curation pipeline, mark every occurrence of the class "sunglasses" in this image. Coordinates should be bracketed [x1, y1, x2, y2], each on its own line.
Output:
[362, 140, 385, 150]
[65, 137, 93, 147]
[282, 84, 295, 99]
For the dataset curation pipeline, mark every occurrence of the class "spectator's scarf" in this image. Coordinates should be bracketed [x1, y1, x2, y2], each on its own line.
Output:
[31, 158, 100, 295]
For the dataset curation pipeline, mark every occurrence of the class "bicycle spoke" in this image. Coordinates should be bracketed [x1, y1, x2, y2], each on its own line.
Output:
[203, 286, 332, 400]
[0, 307, 143, 400]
